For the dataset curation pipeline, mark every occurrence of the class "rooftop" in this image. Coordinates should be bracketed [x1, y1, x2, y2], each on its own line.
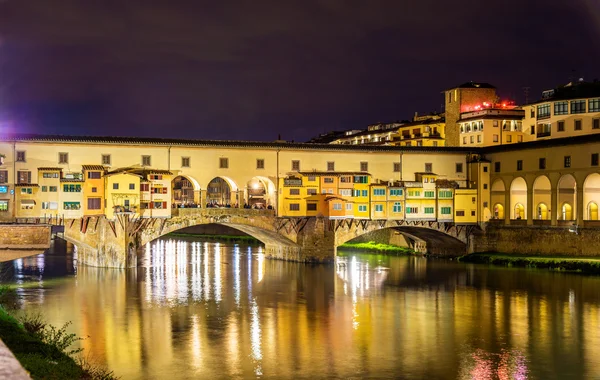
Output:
[447, 81, 496, 90]
[530, 80, 600, 104]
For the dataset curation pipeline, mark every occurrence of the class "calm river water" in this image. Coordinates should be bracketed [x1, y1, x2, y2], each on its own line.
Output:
[2, 237, 600, 379]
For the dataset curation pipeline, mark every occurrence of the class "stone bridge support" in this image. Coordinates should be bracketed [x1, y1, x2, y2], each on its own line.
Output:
[64, 210, 478, 268]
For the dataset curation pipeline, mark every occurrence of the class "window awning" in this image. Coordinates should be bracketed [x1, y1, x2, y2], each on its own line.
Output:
[20, 199, 35, 205]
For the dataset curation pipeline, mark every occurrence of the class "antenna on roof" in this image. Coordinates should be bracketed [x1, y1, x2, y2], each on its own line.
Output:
[522, 87, 530, 104]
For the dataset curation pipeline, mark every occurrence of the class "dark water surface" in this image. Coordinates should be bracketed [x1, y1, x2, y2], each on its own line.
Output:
[2, 237, 600, 379]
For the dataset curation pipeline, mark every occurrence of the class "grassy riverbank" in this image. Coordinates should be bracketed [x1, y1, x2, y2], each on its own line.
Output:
[459, 253, 600, 274]
[165, 232, 261, 244]
[0, 286, 116, 379]
[338, 241, 416, 255]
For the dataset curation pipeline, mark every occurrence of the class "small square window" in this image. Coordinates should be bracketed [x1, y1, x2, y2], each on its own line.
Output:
[483, 166, 488, 173]
[219, 157, 228, 169]
[493, 134, 499, 142]
[557, 121, 565, 132]
[59, 152, 69, 164]
[102, 154, 111, 165]
[142, 155, 151, 166]
[92, 187, 97, 193]
[129, 183, 135, 190]
[483, 184, 488, 189]
[425, 163, 432, 173]
[575, 120, 582, 131]
[291, 160, 300, 171]
[327, 161, 335, 171]
[593, 119, 600, 130]
[182, 157, 190, 168]
[471, 210, 476, 216]
[113, 183, 119, 190]
[360, 162, 368, 172]
[564, 156, 571, 168]
[256, 159, 264, 169]
[539, 158, 546, 170]
[393, 162, 401, 172]
[456, 163, 463, 173]
[16, 151, 26, 162]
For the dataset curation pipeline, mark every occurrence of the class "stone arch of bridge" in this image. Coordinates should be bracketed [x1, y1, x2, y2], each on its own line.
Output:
[140, 220, 300, 258]
[206, 176, 240, 206]
[334, 223, 468, 256]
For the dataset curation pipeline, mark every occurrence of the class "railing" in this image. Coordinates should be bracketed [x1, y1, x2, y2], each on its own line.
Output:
[536, 131, 551, 138]
[172, 207, 276, 218]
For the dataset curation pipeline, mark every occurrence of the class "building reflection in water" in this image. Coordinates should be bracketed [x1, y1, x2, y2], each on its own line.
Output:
[8, 239, 600, 378]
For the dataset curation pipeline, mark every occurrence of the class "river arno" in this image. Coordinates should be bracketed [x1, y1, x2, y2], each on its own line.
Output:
[2, 237, 600, 379]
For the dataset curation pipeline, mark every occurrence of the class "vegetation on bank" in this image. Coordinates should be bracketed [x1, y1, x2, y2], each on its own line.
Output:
[459, 253, 600, 274]
[0, 285, 117, 380]
[338, 241, 417, 255]
[165, 232, 261, 244]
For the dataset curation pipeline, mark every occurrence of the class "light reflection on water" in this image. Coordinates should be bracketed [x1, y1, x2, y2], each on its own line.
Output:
[2, 238, 600, 379]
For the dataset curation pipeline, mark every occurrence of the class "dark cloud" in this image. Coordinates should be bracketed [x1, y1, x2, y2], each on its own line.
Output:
[0, 0, 599, 141]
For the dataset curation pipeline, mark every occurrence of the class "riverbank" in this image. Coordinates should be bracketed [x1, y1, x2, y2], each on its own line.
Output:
[459, 253, 600, 274]
[0, 286, 116, 379]
[165, 232, 261, 244]
[338, 241, 417, 255]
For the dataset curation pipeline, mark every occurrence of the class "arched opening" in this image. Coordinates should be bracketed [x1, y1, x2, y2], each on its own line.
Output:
[510, 177, 527, 220]
[491, 179, 505, 220]
[514, 203, 525, 220]
[583, 173, 600, 220]
[561, 202, 573, 221]
[536, 203, 548, 220]
[493, 203, 504, 219]
[206, 177, 239, 207]
[558, 174, 577, 220]
[533, 176, 551, 220]
[172, 175, 200, 207]
[588, 202, 599, 221]
[245, 176, 276, 209]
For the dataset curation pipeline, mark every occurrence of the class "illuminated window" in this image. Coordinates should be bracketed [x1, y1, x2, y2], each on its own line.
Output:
[554, 101, 568, 115]
[537, 104, 551, 119]
[590, 98, 600, 112]
[570, 100, 586, 114]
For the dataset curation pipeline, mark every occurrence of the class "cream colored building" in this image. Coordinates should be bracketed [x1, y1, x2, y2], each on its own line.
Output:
[458, 108, 527, 147]
[521, 80, 600, 141]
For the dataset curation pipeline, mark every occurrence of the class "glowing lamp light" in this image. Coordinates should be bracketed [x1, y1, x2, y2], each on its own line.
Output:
[252, 183, 259, 190]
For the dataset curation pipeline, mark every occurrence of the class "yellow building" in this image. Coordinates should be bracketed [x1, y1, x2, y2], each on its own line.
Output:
[82, 165, 106, 216]
[386, 182, 405, 220]
[38, 168, 61, 219]
[60, 175, 84, 219]
[140, 170, 173, 218]
[105, 171, 141, 220]
[521, 80, 600, 141]
[15, 184, 39, 218]
[369, 183, 387, 219]
[454, 189, 478, 224]
[396, 114, 446, 147]
[330, 122, 401, 145]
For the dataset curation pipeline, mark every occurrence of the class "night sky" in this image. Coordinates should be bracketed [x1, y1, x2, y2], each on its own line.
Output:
[1, 1, 599, 142]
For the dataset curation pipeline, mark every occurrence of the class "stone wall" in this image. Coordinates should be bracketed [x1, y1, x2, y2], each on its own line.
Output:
[0, 225, 51, 249]
[343, 228, 410, 247]
[472, 225, 600, 256]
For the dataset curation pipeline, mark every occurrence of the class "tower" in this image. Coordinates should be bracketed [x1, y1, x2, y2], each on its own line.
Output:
[444, 82, 498, 146]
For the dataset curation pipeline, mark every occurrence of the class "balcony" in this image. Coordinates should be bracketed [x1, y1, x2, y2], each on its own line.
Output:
[536, 131, 551, 138]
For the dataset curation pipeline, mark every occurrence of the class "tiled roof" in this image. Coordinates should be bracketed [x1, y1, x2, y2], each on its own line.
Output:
[0, 133, 472, 153]
[449, 82, 496, 90]
[37, 167, 63, 171]
[15, 183, 38, 187]
[81, 165, 106, 171]
[147, 170, 173, 175]
[480, 131, 600, 153]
